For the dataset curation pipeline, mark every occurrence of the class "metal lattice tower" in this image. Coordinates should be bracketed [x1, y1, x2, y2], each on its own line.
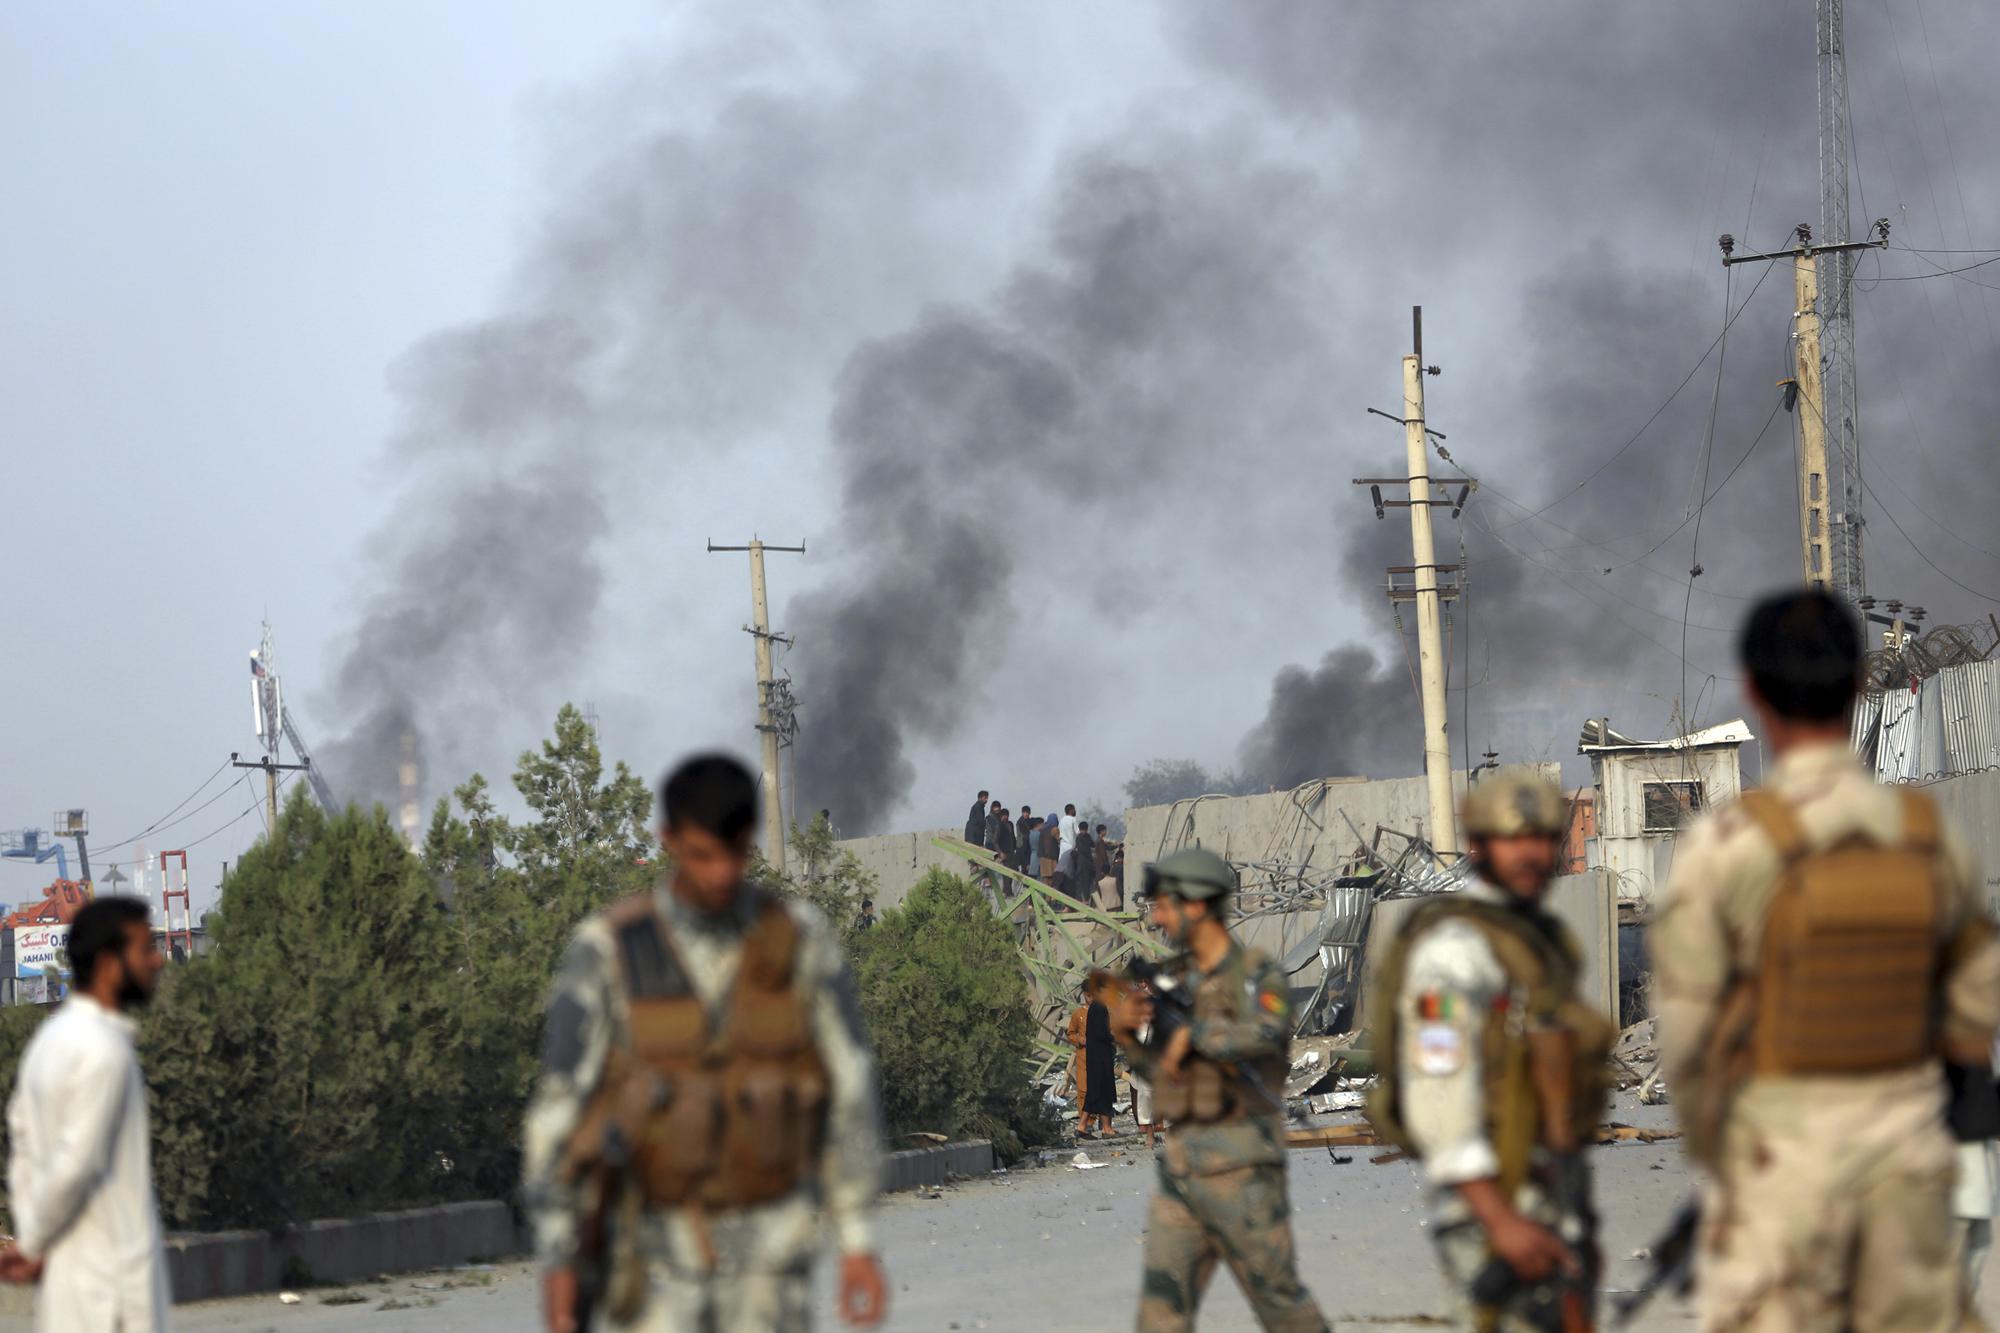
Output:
[1818, 0, 1866, 598]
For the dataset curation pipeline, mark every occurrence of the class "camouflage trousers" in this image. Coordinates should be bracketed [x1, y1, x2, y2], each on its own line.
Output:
[1698, 1096, 1960, 1333]
[1138, 1163, 1327, 1332]
[603, 1260, 812, 1333]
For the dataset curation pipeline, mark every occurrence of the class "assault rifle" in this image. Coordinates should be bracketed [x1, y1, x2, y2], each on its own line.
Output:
[1124, 956, 1194, 1051]
[1612, 1200, 1699, 1326]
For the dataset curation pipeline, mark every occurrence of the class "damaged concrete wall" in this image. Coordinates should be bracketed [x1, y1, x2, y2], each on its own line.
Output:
[1120, 765, 1560, 894]
[1359, 868, 1620, 1028]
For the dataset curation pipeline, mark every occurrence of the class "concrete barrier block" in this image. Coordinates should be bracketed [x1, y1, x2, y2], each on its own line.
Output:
[882, 1139, 993, 1193]
[161, 1200, 520, 1302]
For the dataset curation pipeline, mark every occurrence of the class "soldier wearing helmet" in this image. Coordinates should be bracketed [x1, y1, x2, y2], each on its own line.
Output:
[1108, 848, 1329, 1332]
[1367, 770, 1614, 1333]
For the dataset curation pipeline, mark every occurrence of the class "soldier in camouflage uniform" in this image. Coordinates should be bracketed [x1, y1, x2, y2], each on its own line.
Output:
[521, 754, 887, 1333]
[1109, 847, 1328, 1333]
[1373, 771, 1612, 1333]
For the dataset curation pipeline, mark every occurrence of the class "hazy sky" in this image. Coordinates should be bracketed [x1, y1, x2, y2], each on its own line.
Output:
[5, 0, 1998, 912]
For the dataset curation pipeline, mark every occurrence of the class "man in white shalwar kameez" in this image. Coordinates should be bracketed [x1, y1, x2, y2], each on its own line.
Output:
[4, 897, 169, 1331]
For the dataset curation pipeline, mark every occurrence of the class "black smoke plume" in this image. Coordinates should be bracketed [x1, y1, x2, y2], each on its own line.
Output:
[1187, 0, 2000, 783]
[791, 135, 1342, 830]
[316, 41, 1018, 814]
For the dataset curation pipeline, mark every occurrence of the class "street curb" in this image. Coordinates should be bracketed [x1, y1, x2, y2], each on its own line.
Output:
[1, 1142, 1002, 1311]
[882, 1139, 996, 1192]
[163, 1200, 518, 1304]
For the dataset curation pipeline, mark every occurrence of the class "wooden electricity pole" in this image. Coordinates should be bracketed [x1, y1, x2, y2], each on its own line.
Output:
[1792, 237, 1832, 591]
[708, 538, 804, 871]
[1722, 222, 1886, 594]
[1355, 308, 1473, 860]
[231, 752, 309, 831]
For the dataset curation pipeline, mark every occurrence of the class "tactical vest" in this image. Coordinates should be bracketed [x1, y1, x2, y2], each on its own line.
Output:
[1738, 788, 1951, 1076]
[1367, 896, 1615, 1192]
[606, 890, 830, 1210]
[1150, 948, 1289, 1125]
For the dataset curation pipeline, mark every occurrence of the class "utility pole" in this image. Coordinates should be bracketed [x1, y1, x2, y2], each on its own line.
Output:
[1721, 222, 1886, 595]
[1789, 238, 1831, 590]
[1817, 0, 1866, 599]
[708, 539, 804, 872]
[231, 752, 309, 831]
[1355, 308, 1473, 860]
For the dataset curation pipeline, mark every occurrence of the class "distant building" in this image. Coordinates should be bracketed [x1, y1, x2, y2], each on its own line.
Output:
[1579, 717, 1752, 903]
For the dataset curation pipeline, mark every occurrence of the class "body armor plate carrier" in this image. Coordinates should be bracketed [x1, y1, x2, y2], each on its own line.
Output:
[605, 889, 829, 1210]
[1740, 788, 1947, 1076]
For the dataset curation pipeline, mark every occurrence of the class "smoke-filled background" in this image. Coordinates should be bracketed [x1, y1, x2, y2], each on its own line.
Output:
[9, 0, 2000, 889]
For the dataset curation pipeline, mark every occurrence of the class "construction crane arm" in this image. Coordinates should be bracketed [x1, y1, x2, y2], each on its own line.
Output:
[281, 715, 342, 812]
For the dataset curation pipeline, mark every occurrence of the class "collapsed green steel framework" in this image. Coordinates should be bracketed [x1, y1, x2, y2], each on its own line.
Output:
[931, 834, 1165, 1084]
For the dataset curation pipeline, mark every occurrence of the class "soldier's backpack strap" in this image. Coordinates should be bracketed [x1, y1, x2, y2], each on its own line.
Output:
[1900, 788, 1940, 854]
[738, 890, 802, 992]
[1736, 790, 1809, 866]
[605, 892, 693, 1001]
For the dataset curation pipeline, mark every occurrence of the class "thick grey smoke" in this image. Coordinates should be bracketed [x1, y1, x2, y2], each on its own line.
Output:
[1237, 647, 1417, 791]
[1182, 0, 2000, 783]
[322, 0, 2000, 824]
[318, 38, 1020, 813]
[791, 134, 1342, 830]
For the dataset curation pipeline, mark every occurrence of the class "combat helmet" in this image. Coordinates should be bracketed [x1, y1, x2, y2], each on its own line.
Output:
[1461, 770, 1568, 838]
[1142, 847, 1237, 901]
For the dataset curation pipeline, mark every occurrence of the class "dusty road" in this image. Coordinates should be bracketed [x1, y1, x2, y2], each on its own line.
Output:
[11, 1102, 1993, 1331]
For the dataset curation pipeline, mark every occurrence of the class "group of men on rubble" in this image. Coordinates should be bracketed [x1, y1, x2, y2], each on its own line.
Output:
[6, 588, 1992, 1333]
[965, 794, 1123, 903]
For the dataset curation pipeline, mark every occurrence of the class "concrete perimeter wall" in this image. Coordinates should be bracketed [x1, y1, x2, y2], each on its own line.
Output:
[836, 827, 960, 911]
[1359, 868, 1620, 1027]
[1926, 769, 2000, 916]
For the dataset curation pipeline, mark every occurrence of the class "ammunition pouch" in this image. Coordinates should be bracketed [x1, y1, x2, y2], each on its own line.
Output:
[1152, 1058, 1236, 1124]
[572, 891, 830, 1217]
[1368, 896, 1613, 1183]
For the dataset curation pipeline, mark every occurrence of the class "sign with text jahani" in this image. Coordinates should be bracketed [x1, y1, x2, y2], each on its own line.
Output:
[14, 925, 70, 979]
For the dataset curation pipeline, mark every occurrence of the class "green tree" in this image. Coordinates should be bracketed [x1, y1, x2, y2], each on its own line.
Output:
[848, 869, 1054, 1160]
[1122, 757, 1244, 809]
[421, 703, 655, 1198]
[144, 790, 467, 1229]
[754, 813, 877, 943]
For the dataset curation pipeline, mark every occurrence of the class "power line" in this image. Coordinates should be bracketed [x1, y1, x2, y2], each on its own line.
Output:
[89, 764, 248, 856]
[1, 756, 240, 871]
[1859, 469, 2000, 606]
[1787, 344, 2000, 607]
[1869, 250, 2000, 282]
[1681, 264, 1734, 740]
[1467, 502, 1743, 675]
[1440, 438, 1766, 602]
[1491, 257, 1778, 531]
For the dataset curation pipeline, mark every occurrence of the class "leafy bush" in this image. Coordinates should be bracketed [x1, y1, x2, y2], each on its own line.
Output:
[143, 794, 469, 1229]
[0, 710, 1057, 1231]
[848, 869, 1056, 1160]
[0, 1003, 48, 1232]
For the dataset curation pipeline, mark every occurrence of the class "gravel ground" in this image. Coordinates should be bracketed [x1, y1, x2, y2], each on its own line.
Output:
[14, 1098, 1994, 1332]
